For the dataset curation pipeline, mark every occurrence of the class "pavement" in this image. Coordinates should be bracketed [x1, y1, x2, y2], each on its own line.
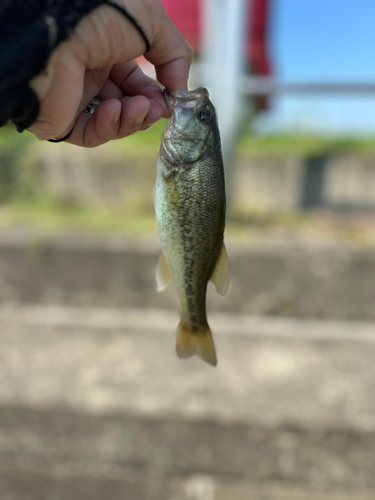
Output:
[0, 304, 375, 499]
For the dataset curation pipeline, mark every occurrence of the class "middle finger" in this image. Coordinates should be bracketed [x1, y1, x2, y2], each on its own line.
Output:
[110, 61, 169, 117]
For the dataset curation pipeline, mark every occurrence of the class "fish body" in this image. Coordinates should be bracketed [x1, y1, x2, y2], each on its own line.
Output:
[154, 88, 229, 366]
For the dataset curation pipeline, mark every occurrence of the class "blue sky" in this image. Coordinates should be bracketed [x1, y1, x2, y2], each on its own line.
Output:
[257, 0, 375, 134]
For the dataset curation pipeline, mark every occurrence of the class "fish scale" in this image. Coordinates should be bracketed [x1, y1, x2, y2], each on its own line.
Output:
[154, 88, 229, 366]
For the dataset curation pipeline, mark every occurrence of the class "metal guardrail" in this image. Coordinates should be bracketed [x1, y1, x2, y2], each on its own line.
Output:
[242, 77, 375, 96]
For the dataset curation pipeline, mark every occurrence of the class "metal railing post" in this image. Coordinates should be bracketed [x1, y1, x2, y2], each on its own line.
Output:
[201, 0, 249, 206]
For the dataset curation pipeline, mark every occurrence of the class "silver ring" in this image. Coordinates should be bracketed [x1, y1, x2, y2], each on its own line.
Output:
[84, 97, 102, 115]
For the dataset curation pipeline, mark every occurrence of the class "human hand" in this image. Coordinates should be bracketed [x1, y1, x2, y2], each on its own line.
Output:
[28, 0, 192, 147]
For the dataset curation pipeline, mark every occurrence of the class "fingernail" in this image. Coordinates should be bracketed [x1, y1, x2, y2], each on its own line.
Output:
[114, 108, 121, 125]
[134, 109, 149, 126]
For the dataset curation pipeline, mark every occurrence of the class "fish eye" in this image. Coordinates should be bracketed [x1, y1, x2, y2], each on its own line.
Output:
[197, 107, 211, 122]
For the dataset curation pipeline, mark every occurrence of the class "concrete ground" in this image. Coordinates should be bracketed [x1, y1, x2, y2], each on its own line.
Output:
[0, 304, 374, 499]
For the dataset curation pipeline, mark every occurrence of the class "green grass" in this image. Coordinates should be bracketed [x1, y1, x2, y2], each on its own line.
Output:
[116, 119, 167, 154]
[238, 133, 375, 156]
[118, 123, 375, 157]
[0, 197, 312, 240]
[1, 197, 375, 248]
[0, 198, 158, 235]
[0, 124, 34, 152]
[0, 120, 167, 156]
[5, 120, 375, 158]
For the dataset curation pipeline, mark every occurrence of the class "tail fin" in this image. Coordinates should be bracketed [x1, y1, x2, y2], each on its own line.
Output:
[176, 320, 217, 367]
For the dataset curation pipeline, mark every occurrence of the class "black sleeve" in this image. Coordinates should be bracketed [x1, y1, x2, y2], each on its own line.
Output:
[0, 0, 150, 133]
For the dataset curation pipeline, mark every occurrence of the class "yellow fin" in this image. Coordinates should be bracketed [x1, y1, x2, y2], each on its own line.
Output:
[210, 244, 230, 296]
[176, 320, 217, 367]
[156, 250, 173, 291]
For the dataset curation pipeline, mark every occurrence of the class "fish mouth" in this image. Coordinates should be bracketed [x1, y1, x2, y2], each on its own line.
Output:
[164, 88, 209, 112]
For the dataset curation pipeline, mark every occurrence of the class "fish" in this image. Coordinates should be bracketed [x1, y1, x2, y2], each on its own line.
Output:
[154, 87, 229, 367]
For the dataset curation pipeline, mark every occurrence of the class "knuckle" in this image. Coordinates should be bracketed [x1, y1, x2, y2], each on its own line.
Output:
[182, 43, 193, 64]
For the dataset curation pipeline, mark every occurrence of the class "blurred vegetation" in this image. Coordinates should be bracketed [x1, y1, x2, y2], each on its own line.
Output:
[0, 124, 34, 151]
[3, 120, 375, 156]
[238, 132, 375, 156]
[0, 198, 158, 234]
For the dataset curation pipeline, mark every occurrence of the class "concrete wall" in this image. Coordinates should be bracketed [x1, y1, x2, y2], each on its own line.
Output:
[0, 232, 374, 321]
[17, 142, 375, 213]
[235, 153, 375, 213]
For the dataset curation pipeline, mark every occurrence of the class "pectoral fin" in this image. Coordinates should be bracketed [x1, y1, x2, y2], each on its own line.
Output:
[156, 250, 173, 291]
[210, 244, 230, 296]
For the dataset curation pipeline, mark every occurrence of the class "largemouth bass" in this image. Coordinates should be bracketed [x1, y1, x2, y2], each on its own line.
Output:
[154, 87, 229, 366]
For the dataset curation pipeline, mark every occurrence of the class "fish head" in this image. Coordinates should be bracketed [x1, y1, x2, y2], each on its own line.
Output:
[161, 88, 218, 166]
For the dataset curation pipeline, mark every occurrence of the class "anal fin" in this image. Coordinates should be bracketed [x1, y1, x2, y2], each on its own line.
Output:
[210, 243, 230, 296]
